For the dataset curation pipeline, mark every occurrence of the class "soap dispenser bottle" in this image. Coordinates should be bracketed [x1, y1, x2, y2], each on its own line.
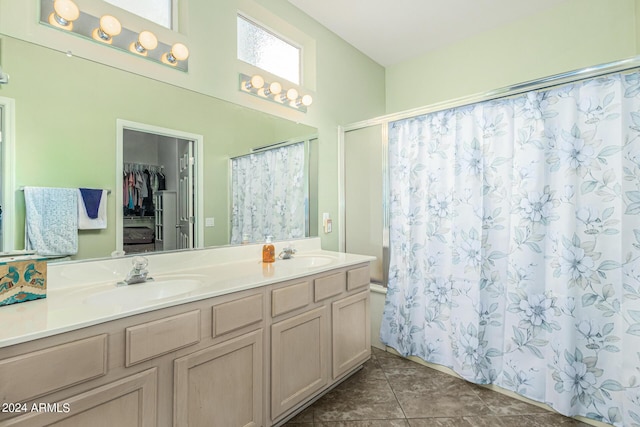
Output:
[262, 236, 275, 263]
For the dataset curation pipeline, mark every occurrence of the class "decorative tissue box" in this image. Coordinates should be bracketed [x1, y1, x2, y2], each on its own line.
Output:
[0, 256, 47, 306]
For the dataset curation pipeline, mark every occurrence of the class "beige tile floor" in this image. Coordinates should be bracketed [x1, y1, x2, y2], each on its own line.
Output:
[283, 347, 593, 427]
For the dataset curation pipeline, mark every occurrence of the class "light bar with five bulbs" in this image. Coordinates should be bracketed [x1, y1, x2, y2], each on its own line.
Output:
[240, 74, 313, 113]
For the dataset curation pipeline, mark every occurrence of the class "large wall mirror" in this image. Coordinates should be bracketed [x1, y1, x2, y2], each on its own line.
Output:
[0, 35, 317, 261]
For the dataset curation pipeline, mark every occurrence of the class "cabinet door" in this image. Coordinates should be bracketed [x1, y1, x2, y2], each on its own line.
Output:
[174, 329, 263, 427]
[271, 306, 329, 420]
[332, 290, 371, 379]
[3, 369, 157, 427]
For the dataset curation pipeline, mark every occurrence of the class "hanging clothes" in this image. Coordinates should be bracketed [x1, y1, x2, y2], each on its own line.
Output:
[122, 163, 164, 217]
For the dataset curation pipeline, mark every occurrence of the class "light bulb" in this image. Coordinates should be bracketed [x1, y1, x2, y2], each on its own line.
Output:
[244, 74, 264, 91]
[286, 88, 298, 101]
[92, 15, 122, 43]
[162, 43, 190, 65]
[101, 15, 121, 36]
[131, 30, 158, 55]
[266, 81, 282, 96]
[138, 31, 158, 50]
[49, 0, 80, 30]
[53, 0, 80, 21]
[301, 94, 313, 106]
[250, 75, 265, 89]
[171, 43, 189, 61]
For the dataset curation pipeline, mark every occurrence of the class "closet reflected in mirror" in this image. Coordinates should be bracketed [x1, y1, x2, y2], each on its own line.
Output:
[122, 128, 196, 255]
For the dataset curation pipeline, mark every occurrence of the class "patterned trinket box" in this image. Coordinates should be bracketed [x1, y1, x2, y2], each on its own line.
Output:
[0, 256, 47, 306]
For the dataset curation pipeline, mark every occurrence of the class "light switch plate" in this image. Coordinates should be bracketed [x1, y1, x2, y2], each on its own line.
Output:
[205, 217, 215, 227]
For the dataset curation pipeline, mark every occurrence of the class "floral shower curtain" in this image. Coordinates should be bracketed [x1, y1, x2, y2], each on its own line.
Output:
[230, 142, 306, 244]
[380, 70, 640, 426]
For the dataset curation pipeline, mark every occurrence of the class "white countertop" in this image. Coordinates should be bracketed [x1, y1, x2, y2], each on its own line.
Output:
[0, 238, 374, 348]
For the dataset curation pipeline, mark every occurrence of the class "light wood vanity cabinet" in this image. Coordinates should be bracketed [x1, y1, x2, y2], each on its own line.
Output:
[0, 262, 370, 427]
[268, 263, 371, 424]
[332, 290, 371, 379]
[174, 330, 263, 427]
[271, 306, 329, 419]
[173, 291, 265, 427]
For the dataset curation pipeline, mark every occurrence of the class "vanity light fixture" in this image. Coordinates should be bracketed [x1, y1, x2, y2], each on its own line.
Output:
[48, 0, 80, 31]
[131, 30, 158, 56]
[92, 15, 122, 44]
[162, 43, 190, 66]
[239, 73, 313, 113]
[39, 0, 190, 71]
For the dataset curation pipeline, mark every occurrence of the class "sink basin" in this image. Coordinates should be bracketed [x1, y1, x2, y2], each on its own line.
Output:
[286, 255, 335, 268]
[84, 278, 203, 308]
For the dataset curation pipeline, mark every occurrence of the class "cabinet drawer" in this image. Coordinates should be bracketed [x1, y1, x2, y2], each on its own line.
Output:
[347, 265, 370, 291]
[272, 281, 310, 317]
[213, 293, 263, 337]
[0, 334, 107, 403]
[314, 272, 346, 302]
[126, 310, 200, 366]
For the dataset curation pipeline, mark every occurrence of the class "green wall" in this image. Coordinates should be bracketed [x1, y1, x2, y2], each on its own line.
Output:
[0, 0, 387, 257]
[385, 0, 638, 113]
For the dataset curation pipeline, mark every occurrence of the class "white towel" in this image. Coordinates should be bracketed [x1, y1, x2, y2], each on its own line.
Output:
[77, 189, 107, 230]
[24, 187, 78, 256]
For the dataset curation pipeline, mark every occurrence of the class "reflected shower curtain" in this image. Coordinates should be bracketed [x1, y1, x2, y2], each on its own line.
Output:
[380, 71, 640, 426]
[230, 142, 306, 244]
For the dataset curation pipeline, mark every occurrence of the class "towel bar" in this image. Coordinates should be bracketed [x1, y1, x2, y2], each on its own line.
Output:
[18, 187, 111, 194]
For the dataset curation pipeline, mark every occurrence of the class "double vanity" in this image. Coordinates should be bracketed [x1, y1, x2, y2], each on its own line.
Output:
[0, 238, 374, 426]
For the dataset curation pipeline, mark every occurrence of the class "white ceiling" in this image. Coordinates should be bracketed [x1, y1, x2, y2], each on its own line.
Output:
[288, 0, 568, 67]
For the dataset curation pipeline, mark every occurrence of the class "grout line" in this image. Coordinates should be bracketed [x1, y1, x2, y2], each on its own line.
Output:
[374, 349, 410, 422]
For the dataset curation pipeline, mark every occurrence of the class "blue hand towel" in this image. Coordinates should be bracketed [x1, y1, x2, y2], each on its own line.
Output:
[77, 189, 107, 230]
[79, 188, 103, 219]
[24, 187, 78, 256]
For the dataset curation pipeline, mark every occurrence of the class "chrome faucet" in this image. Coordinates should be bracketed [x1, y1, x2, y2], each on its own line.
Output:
[278, 245, 296, 260]
[119, 256, 153, 285]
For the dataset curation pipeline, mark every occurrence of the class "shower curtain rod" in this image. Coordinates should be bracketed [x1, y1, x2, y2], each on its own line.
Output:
[343, 55, 640, 130]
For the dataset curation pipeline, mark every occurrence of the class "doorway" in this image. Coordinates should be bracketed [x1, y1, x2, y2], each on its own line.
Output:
[115, 120, 204, 255]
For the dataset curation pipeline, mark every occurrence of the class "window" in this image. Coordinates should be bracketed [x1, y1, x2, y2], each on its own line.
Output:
[104, 0, 173, 29]
[237, 15, 301, 85]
